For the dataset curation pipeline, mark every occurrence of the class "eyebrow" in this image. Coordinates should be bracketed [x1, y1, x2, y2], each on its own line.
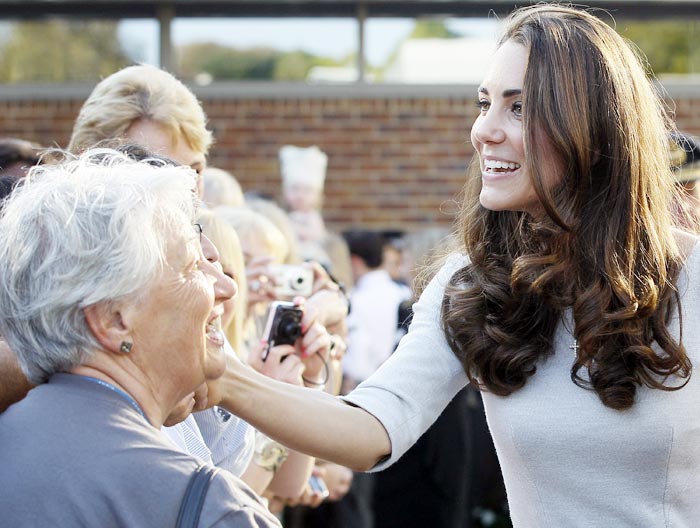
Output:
[478, 87, 523, 98]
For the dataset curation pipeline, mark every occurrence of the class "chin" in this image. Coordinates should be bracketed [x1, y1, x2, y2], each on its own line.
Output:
[204, 348, 227, 381]
[479, 192, 509, 211]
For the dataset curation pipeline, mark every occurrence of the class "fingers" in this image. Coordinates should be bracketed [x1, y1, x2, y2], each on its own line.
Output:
[252, 341, 305, 386]
[287, 482, 326, 508]
[299, 322, 332, 361]
[329, 334, 347, 362]
[192, 382, 209, 412]
[305, 260, 337, 294]
[322, 464, 353, 502]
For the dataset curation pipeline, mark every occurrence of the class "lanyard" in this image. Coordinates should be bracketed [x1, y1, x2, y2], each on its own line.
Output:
[79, 375, 147, 421]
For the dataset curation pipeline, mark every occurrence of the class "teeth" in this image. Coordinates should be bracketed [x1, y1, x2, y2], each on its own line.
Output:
[206, 322, 225, 348]
[484, 160, 521, 170]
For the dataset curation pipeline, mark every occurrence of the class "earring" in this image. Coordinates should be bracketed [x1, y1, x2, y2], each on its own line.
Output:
[119, 341, 132, 354]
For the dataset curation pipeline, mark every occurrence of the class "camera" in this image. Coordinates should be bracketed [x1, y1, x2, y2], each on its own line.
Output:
[269, 264, 313, 299]
[262, 301, 303, 350]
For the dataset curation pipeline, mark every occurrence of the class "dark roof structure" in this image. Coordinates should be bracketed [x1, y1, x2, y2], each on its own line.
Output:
[2, 0, 700, 19]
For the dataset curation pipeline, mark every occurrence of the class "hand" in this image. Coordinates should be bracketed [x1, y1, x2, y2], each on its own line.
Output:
[297, 319, 331, 383]
[283, 466, 328, 508]
[249, 338, 305, 386]
[246, 256, 277, 304]
[328, 334, 347, 363]
[164, 390, 196, 426]
[305, 260, 338, 295]
[304, 288, 349, 328]
[321, 463, 353, 501]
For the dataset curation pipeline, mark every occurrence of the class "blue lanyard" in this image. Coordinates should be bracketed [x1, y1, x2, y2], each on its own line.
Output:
[79, 375, 147, 421]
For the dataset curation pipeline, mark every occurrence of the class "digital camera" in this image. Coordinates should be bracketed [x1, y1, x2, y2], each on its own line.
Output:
[269, 264, 313, 299]
[262, 301, 303, 347]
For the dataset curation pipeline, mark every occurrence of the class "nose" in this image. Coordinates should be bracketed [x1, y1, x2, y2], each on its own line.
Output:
[211, 260, 238, 303]
[200, 234, 238, 303]
[471, 109, 506, 146]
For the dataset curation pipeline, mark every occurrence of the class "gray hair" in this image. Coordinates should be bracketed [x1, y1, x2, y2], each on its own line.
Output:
[0, 148, 198, 383]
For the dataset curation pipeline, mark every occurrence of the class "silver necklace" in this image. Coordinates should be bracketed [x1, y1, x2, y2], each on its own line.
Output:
[570, 339, 579, 354]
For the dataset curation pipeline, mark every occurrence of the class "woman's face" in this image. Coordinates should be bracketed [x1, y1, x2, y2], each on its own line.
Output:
[124, 119, 206, 198]
[470, 40, 552, 214]
[284, 182, 321, 213]
[128, 225, 235, 400]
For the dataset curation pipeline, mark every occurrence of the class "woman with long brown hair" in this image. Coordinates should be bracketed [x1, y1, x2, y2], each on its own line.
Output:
[198, 5, 700, 525]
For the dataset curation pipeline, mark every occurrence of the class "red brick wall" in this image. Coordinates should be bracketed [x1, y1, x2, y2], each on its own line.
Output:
[2, 86, 699, 234]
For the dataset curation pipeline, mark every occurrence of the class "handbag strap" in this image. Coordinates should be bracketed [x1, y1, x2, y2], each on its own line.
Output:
[176, 464, 221, 528]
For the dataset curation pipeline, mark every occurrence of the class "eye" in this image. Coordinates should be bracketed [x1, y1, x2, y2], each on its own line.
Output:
[512, 101, 523, 118]
[475, 99, 491, 113]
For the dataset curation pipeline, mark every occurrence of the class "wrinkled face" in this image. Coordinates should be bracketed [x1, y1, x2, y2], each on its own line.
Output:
[124, 119, 207, 198]
[284, 182, 321, 213]
[470, 40, 548, 214]
[128, 224, 228, 400]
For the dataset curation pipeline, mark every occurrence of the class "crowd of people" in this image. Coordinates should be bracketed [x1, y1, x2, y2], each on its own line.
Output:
[2, 4, 700, 527]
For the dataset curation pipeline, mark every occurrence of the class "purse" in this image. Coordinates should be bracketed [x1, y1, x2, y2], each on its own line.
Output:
[176, 464, 221, 528]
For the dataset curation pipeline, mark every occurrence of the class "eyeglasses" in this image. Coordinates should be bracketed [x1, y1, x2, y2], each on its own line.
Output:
[193, 223, 203, 242]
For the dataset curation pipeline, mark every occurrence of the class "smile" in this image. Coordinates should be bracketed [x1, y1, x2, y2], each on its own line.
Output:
[205, 317, 225, 349]
[483, 159, 521, 173]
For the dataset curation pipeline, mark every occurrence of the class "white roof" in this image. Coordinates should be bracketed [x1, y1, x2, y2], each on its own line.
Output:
[383, 36, 498, 84]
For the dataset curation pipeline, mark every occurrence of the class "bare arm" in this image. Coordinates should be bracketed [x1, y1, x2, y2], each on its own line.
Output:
[266, 449, 314, 499]
[0, 338, 34, 413]
[215, 358, 391, 472]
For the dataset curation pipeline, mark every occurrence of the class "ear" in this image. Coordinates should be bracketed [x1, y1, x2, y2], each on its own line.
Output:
[83, 302, 131, 355]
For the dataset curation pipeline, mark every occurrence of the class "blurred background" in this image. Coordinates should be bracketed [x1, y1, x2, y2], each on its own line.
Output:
[2, 0, 700, 233]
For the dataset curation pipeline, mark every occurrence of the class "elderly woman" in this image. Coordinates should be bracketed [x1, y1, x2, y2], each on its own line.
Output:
[0, 150, 279, 527]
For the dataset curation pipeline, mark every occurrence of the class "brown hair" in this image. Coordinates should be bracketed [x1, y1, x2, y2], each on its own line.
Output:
[442, 5, 691, 410]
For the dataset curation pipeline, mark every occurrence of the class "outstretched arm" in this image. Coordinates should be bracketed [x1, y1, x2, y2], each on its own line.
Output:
[215, 358, 391, 472]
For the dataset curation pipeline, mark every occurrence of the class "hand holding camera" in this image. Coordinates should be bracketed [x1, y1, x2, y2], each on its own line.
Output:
[268, 264, 314, 299]
[259, 300, 332, 387]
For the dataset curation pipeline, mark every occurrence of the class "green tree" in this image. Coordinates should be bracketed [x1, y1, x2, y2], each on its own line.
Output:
[178, 43, 277, 80]
[0, 20, 130, 82]
[619, 20, 700, 75]
[178, 42, 344, 81]
[409, 19, 460, 39]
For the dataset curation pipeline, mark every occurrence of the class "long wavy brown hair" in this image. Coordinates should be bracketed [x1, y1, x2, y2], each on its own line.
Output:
[442, 5, 692, 410]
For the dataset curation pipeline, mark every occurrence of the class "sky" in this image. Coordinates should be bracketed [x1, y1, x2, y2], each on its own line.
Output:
[118, 17, 501, 68]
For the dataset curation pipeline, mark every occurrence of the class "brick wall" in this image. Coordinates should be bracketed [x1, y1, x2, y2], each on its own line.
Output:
[2, 83, 700, 235]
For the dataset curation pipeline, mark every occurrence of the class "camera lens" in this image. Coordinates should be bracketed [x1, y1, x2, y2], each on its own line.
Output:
[277, 312, 302, 343]
[290, 275, 305, 291]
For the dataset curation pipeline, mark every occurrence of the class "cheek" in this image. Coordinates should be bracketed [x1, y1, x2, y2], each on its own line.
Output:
[470, 117, 483, 151]
[175, 276, 215, 320]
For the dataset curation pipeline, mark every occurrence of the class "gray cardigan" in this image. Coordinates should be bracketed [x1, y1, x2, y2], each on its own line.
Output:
[0, 374, 280, 527]
[345, 241, 700, 527]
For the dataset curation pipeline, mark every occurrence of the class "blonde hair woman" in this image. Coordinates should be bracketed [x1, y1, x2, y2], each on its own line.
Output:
[204, 6, 700, 527]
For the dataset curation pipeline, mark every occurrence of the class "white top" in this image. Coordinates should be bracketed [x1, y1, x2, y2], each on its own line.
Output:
[161, 414, 213, 463]
[344, 240, 700, 527]
[343, 269, 411, 382]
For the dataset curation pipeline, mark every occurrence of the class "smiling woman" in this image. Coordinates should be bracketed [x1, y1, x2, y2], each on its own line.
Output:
[196, 5, 700, 528]
[0, 149, 279, 527]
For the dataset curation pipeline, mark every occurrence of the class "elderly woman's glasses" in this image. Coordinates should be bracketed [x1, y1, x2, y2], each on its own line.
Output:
[193, 223, 203, 241]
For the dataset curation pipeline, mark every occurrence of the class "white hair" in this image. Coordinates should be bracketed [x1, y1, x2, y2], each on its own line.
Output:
[0, 148, 198, 383]
[202, 167, 244, 208]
